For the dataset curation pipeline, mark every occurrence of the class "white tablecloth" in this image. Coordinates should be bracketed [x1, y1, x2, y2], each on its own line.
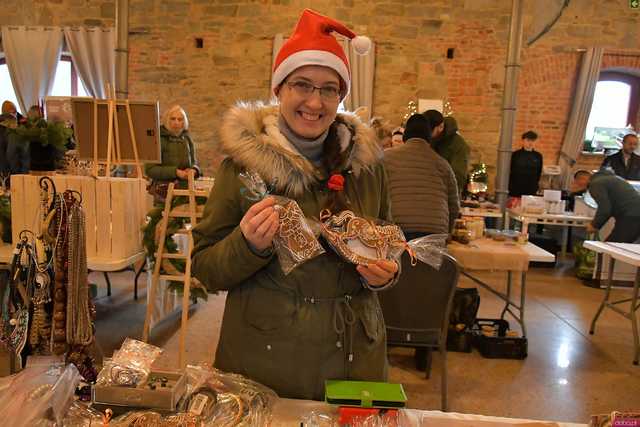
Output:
[271, 398, 587, 426]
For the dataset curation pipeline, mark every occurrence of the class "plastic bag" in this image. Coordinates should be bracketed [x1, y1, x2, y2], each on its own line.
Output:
[0, 363, 80, 427]
[300, 411, 338, 427]
[60, 401, 104, 427]
[239, 170, 325, 274]
[178, 364, 278, 426]
[319, 210, 409, 265]
[95, 338, 162, 387]
[300, 410, 401, 427]
[407, 233, 448, 270]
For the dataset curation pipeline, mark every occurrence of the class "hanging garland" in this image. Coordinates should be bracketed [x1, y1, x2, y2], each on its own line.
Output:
[141, 196, 209, 301]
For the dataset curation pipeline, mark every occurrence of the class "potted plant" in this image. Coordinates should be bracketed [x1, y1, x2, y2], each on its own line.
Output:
[8, 107, 74, 172]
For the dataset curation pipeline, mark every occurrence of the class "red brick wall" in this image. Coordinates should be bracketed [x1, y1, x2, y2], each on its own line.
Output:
[1, 0, 639, 179]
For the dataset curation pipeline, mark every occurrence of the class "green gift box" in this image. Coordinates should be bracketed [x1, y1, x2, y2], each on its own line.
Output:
[325, 380, 407, 409]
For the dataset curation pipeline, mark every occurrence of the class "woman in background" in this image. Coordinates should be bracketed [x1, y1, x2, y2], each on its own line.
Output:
[145, 105, 200, 203]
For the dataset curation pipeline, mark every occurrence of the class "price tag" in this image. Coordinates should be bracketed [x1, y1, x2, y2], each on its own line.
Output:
[188, 393, 209, 416]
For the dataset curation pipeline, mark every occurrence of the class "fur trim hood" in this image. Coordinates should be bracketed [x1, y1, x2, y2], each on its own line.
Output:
[219, 101, 381, 197]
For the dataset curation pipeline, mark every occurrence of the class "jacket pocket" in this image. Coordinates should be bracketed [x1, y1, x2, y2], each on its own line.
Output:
[243, 284, 298, 334]
[356, 294, 384, 344]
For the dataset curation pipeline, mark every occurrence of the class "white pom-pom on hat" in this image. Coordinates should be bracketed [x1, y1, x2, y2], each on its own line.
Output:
[351, 35, 372, 55]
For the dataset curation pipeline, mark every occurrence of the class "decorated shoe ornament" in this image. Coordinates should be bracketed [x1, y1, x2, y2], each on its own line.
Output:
[319, 209, 414, 266]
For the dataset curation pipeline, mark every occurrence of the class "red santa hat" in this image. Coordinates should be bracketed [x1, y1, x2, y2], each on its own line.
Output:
[272, 9, 371, 99]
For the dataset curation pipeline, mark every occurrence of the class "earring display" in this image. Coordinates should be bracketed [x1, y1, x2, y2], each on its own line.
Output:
[93, 369, 187, 412]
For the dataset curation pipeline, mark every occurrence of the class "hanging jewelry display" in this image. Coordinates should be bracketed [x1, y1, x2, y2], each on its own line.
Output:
[49, 184, 68, 355]
[65, 190, 93, 346]
[27, 178, 57, 354]
[60, 188, 98, 386]
[1, 233, 33, 368]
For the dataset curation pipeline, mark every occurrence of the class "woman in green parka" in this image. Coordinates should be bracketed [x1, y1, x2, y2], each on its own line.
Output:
[191, 9, 398, 400]
[145, 105, 200, 202]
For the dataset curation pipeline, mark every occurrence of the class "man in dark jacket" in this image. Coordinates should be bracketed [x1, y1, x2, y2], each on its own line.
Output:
[586, 168, 640, 242]
[384, 114, 459, 241]
[509, 130, 543, 196]
[422, 110, 469, 193]
[601, 133, 640, 181]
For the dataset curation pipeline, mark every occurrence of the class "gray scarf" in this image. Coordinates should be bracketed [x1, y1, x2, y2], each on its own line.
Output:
[278, 115, 328, 168]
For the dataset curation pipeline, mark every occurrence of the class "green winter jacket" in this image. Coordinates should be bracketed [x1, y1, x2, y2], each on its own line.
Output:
[191, 103, 391, 400]
[430, 116, 469, 193]
[144, 126, 199, 181]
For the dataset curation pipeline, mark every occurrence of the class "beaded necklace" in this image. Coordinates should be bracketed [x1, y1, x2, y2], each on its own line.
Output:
[65, 193, 92, 346]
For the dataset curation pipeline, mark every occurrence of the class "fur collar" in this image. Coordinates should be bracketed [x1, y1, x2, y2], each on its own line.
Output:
[219, 101, 381, 197]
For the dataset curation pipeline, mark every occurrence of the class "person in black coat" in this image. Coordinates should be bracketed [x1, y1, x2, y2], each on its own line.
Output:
[509, 130, 544, 196]
[601, 133, 640, 181]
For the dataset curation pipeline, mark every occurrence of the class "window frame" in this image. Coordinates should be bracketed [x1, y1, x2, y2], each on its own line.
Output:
[582, 71, 640, 154]
[0, 54, 83, 98]
[598, 71, 640, 127]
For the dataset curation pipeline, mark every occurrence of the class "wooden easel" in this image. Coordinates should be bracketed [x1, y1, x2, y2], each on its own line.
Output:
[91, 84, 144, 178]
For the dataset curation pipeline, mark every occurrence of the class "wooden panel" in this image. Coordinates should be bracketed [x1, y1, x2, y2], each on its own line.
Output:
[10, 175, 26, 245]
[95, 178, 111, 258]
[81, 178, 97, 258]
[24, 175, 43, 238]
[110, 180, 127, 258]
[136, 179, 150, 251]
[121, 179, 137, 258]
[9, 175, 148, 270]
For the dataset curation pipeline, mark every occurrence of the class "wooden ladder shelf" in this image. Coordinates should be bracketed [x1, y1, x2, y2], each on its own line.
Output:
[141, 170, 202, 368]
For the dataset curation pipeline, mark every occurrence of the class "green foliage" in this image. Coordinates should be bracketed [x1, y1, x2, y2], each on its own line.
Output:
[10, 118, 73, 152]
[574, 241, 596, 280]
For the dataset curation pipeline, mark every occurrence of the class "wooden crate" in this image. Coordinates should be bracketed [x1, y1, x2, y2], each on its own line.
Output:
[10, 175, 151, 262]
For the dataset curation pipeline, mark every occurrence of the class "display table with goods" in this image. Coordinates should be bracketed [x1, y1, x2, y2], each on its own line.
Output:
[447, 228, 556, 340]
[583, 241, 640, 365]
[505, 208, 593, 257]
[0, 174, 151, 298]
[0, 348, 591, 427]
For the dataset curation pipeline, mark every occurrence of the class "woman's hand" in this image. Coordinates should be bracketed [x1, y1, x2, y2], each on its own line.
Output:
[240, 197, 279, 252]
[357, 259, 398, 287]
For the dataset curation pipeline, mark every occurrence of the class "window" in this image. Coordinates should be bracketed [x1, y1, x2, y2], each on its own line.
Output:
[584, 71, 640, 152]
[0, 55, 88, 113]
[51, 55, 88, 98]
[0, 61, 20, 113]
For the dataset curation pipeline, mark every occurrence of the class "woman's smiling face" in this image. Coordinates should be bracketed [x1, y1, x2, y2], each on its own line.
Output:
[277, 65, 342, 139]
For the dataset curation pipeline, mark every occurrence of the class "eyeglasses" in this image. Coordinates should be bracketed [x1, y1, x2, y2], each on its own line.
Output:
[286, 80, 341, 101]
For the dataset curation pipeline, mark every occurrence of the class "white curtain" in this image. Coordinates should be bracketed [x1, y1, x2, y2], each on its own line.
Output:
[64, 27, 116, 98]
[272, 34, 376, 118]
[558, 47, 604, 189]
[338, 37, 375, 119]
[1, 26, 63, 113]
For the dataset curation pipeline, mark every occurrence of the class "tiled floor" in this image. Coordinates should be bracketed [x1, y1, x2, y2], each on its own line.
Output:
[92, 261, 640, 424]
